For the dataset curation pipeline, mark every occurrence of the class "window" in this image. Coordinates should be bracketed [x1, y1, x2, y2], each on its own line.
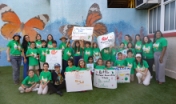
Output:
[149, 6, 161, 33]
[164, 1, 176, 31]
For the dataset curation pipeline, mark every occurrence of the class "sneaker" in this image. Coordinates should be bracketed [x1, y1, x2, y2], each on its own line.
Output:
[19, 87, 24, 93]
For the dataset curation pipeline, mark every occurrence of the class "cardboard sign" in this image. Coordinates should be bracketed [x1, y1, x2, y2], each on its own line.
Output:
[97, 32, 115, 51]
[86, 64, 94, 72]
[72, 27, 93, 41]
[114, 67, 131, 83]
[46, 50, 62, 70]
[94, 69, 117, 89]
[65, 71, 93, 92]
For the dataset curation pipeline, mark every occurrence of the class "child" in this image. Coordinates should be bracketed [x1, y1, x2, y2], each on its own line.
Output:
[82, 41, 93, 63]
[18, 70, 39, 93]
[37, 40, 47, 71]
[47, 63, 65, 96]
[77, 59, 87, 71]
[127, 42, 136, 56]
[114, 52, 125, 67]
[110, 46, 117, 65]
[95, 58, 105, 70]
[62, 41, 73, 75]
[105, 60, 113, 70]
[92, 42, 101, 63]
[26, 42, 39, 76]
[47, 34, 53, 48]
[134, 34, 143, 54]
[50, 40, 59, 50]
[35, 34, 42, 48]
[38, 62, 51, 94]
[59, 36, 67, 50]
[101, 47, 111, 64]
[118, 42, 125, 52]
[65, 59, 77, 73]
[124, 50, 135, 81]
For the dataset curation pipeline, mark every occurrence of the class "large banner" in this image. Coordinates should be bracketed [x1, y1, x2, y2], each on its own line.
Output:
[72, 27, 93, 41]
[114, 67, 131, 83]
[65, 71, 93, 92]
[97, 32, 115, 51]
[46, 50, 62, 70]
[94, 69, 117, 89]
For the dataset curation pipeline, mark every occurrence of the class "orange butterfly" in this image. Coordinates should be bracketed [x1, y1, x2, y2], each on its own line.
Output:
[59, 3, 107, 39]
[0, 4, 49, 41]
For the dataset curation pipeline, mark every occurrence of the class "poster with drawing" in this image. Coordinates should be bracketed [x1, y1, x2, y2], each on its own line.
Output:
[114, 67, 130, 83]
[86, 64, 94, 72]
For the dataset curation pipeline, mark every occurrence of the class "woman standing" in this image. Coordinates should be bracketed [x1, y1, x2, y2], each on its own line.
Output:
[7, 33, 26, 84]
[134, 34, 143, 54]
[46, 34, 54, 48]
[35, 34, 42, 48]
[22, 35, 30, 79]
[123, 34, 132, 48]
[142, 36, 154, 78]
[153, 30, 167, 84]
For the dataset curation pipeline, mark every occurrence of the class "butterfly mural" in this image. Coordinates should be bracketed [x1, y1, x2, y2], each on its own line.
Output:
[59, 3, 107, 39]
[0, 4, 49, 41]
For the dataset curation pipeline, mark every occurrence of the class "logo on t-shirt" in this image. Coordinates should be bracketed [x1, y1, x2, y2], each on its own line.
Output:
[153, 43, 159, 49]
[143, 46, 150, 53]
[135, 44, 141, 50]
[85, 51, 90, 55]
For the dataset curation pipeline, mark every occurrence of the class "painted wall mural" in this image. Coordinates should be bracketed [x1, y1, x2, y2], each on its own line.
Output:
[0, 0, 148, 66]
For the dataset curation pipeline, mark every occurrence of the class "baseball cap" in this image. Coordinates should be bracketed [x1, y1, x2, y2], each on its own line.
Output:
[54, 63, 60, 67]
[135, 54, 141, 58]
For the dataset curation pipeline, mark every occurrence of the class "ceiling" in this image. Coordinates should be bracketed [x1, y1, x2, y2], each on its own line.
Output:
[108, 0, 130, 8]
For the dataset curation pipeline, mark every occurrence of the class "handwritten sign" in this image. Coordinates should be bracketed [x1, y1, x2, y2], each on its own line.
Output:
[72, 27, 93, 41]
[97, 32, 115, 51]
[114, 67, 130, 83]
[86, 64, 94, 72]
[46, 50, 62, 70]
[65, 71, 93, 92]
[94, 69, 117, 89]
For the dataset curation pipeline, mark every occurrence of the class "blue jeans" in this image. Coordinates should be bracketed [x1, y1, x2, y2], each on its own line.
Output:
[10, 56, 22, 82]
[23, 57, 29, 79]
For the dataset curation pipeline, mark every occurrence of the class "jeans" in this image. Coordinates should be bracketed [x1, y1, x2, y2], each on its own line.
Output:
[23, 57, 29, 79]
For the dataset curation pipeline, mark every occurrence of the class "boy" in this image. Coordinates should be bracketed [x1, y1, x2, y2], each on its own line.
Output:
[59, 36, 67, 50]
[114, 52, 125, 67]
[51, 40, 59, 50]
[26, 42, 39, 76]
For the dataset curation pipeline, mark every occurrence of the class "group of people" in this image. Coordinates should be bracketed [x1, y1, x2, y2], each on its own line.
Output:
[6, 30, 167, 96]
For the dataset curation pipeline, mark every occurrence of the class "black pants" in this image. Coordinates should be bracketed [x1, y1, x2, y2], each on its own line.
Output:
[74, 56, 82, 67]
[62, 59, 68, 78]
[48, 81, 66, 93]
[144, 58, 154, 76]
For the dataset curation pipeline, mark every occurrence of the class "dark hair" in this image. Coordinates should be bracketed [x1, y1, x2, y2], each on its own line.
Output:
[153, 30, 163, 43]
[88, 56, 93, 61]
[134, 34, 141, 45]
[22, 35, 30, 53]
[118, 52, 122, 56]
[125, 34, 132, 42]
[85, 41, 91, 45]
[127, 49, 133, 54]
[135, 53, 143, 66]
[52, 40, 57, 44]
[36, 33, 41, 40]
[96, 58, 103, 65]
[66, 41, 71, 47]
[74, 40, 80, 52]
[120, 42, 124, 45]
[127, 42, 134, 48]
[78, 59, 86, 68]
[93, 42, 98, 48]
[43, 62, 49, 67]
[105, 60, 111, 67]
[28, 70, 34, 74]
[142, 36, 152, 44]
[41, 40, 46, 43]
[68, 58, 74, 65]
[30, 41, 35, 44]
[47, 34, 53, 43]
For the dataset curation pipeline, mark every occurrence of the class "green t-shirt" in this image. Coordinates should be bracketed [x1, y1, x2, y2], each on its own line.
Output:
[123, 40, 128, 48]
[106, 67, 114, 70]
[66, 66, 77, 72]
[111, 48, 117, 62]
[39, 71, 52, 82]
[93, 48, 101, 62]
[35, 40, 42, 48]
[117, 48, 125, 52]
[49, 47, 59, 50]
[153, 37, 167, 52]
[37, 47, 48, 62]
[133, 60, 149, 71]
[142, 42, 154, 59]
[26, 48, 39, 66]
[124, 57, 135, 74]
[95, 65, 105, 70]
[47, 41, 53, 48]
[77, 67, 87, 71]
[135, 41, 142, 53]
[84, 47, 93, 62]
[59, 42, 66, 50]
[22, 74, 39, 87]
[101, 48, 111, 60]
[114, 59, 125, 67]
[7, 40, 22, 55]
[73, 47, 83, 56]
[63, 47, 73, 61]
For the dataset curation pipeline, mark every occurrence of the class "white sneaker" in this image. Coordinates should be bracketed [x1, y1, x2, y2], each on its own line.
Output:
[150, 76, 153, 79]
[18, 87, 24, 93]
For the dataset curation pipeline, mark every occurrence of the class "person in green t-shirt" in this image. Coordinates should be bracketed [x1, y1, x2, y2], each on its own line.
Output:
[18, 70, 39, 93]
[81, 41, 93, 63]
[65, 59, 77, 73]
[110, 46, 117, 65]
[153, 30, 168, 84]
[26, 42, 39, 76]
[127, 42, 136, 56]
[38, 62, 51, 95]
[47, 34, 53, 48]
[123, 34, 133, 48]
[134, 34, 143, 54]
[105, 60, 114, 70]
[134, 54, 151, 86]
[95, 58, 105, 70]
[59, 36, 67, 50]
[114, 52, 125, 67]
[77, 59, 88, 71]
[35, 34, 42, 48]
[117, 42, 125, 52]
[92, 42, 101, 63]
[101, 47, 111, 64]
[49, 40, 59, 50]
[72, 40, 83, 66]
[124, 50, 135, 81]
[142, 36, 154, 78]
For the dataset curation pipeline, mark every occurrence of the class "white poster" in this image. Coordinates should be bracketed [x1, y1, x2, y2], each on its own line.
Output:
[72, 27, 93, 41]
[65, 71, 93, 92]
[86, 64, 94, 72]
[46, 50, 62, 70]
[114, 67, 131, 83]
[94, 69, 117, 89]
[97, 32, 115, 51]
